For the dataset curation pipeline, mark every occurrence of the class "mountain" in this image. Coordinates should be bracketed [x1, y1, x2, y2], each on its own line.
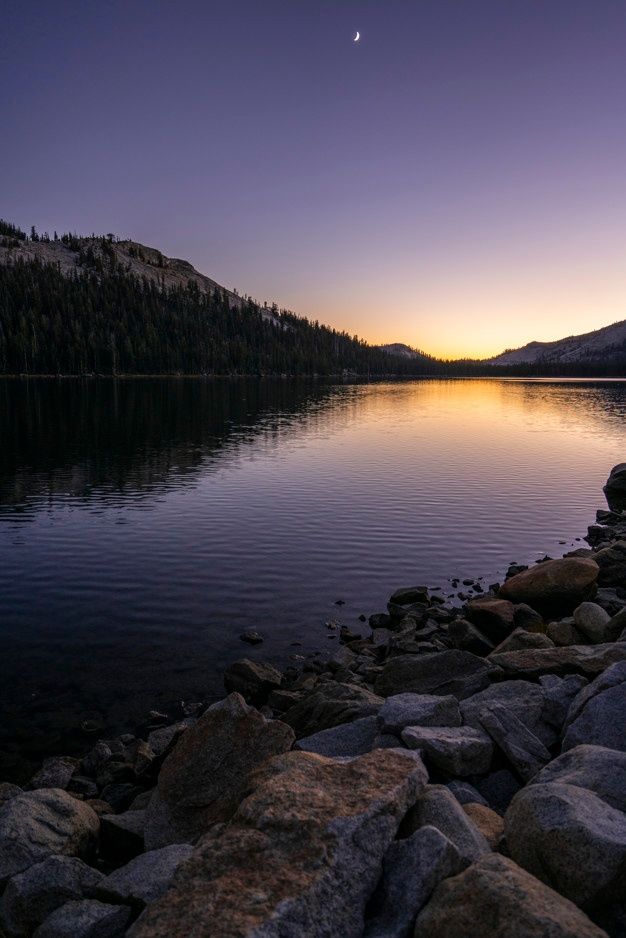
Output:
[378, 343, 426, 360]
[0, 220, 439, 376]
[488, 319, 626, 366]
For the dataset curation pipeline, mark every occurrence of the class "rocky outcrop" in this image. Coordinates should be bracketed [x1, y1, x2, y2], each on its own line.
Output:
[499, 558, 599, 613]
[144, 693, 294, 850]
[130, 749, 428, 938]
[414, 854, 607, 937]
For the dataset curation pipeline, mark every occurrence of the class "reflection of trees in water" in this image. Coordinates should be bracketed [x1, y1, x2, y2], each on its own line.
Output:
[0, 378, 364, 511]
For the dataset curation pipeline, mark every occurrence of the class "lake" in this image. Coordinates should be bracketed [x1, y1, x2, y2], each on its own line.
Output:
[1, 377, 625, 781]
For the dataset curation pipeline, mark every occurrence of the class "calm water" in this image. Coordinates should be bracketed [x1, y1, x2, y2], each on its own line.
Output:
[1, 377, 625, 780]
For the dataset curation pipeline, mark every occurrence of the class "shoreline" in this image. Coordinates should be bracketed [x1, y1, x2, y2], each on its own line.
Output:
[1, 464, 625, 936]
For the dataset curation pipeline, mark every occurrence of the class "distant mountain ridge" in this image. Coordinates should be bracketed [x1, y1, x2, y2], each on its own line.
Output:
[488, 319, 626, 366]
[378, 342, 427, 360]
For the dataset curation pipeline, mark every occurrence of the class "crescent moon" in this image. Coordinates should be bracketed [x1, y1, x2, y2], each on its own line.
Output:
[354, 31, 360, 42]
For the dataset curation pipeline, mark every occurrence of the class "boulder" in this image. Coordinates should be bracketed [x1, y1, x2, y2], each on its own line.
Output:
[0, 856, 103, 937]
[375, 650, 498, 700]
[460, 680, 552, 746]
[561, 661, 626, 752]
[146, 723, 189, 759]
[531, 745, 626, 813]
[446, 780, 488, 807]
[413, 854, 607, 938]
[465, 598, 516, 643]
[479, 704, 551, 782]
[547, 619, 584, 646]
[447, 618, 495, 656]
[538, 674, 588, 730]
[593, 540, 626, 587]
[573, 602, 611, 644]
[129, 748, 427, 938]
[377, 693, 461, 735]
[491, 629, 553, 654]
[28, 757, 79, 791]
[403, 785, 490, 866]
[604, 463, 626, 510]
[488, 643, 626, 679]
[295, 716, 381, 757]
[363, 825, 463, 938]
[282, 682, 383, 736]
[475, 769, 521, 815]
[144, 693, 294, 850]
[401, 725, 493, 776]
[97, 844, 193, 908]
[498, 558, 599, 614]
[0, 789, 99, 885]
[513, 603, 545, 631]
[506, 782, 626, 922]
[33, 899, 131, 938]
[388, 586, 429, 607]
[223, 658, 283, 705]
[0, 784, 22, 806]
[462, 803, 504, 849]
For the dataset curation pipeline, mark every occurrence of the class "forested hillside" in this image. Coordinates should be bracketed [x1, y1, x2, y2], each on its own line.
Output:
[1, 220, 625, 377]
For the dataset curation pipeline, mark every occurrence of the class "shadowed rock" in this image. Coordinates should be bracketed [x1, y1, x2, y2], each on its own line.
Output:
[604, 463, 626, 511]
[562, 661, 626, 752]
[488, 643, 626, 679]
[531, 745, 626, 813]
[282, 682, 383, 736]
[375, 650, 499, 700]
[144, 693, 294, 850]
[401, 725, 493, 776]
[479, 703, 551, 782]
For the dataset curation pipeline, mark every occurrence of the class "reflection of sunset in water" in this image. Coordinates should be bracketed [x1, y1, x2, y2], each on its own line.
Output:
[0, 377, 625, 777]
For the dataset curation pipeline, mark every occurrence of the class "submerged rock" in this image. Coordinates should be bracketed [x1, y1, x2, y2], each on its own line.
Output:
[144, 693, 294, 850]
[414, 854, 607, 938]
[130, 748, 427, 938]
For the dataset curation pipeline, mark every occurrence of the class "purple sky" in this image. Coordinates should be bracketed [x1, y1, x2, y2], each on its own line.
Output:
[2, 0, 626, 357]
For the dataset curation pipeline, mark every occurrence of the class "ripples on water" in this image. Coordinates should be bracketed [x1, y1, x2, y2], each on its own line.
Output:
[1, 377, 625, 779]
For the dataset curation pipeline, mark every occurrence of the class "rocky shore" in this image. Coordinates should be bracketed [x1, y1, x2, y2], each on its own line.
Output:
[1, 463, 626, 937]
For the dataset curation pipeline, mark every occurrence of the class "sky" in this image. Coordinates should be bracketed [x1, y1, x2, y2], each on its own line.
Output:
[2, 0, 626, 359]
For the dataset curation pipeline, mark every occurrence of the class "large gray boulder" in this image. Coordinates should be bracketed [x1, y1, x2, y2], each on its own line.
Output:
[129, 748, 428, 938]
[498, 558, 599, 614]
[604, 463, 626, 511]
[479, 704, 551, 782]
[561, 661, 626, 752]
[531, 745, 626, 813]
[377, 693, 461, 735]
[282, 682, 383, 736]
[403, 785, 490, 866]
[34, 899, 131, 938]
[506, 782, 626, 924]
[0, 857, 103, 937]
[295, 716, 383, 758]
[414, 854, 607, 938]
[363, 825, 463, 938]
[401, 725, 493, 776]
[460, 680, 552, 745]
[0, 790, 99, 885]
[97, 844, 193, 908]
[375, 650, 498, 700]
[144, 693, 294, 850]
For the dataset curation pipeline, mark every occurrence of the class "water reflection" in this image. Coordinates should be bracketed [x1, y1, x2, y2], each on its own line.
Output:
[1, 377, 625, 781]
